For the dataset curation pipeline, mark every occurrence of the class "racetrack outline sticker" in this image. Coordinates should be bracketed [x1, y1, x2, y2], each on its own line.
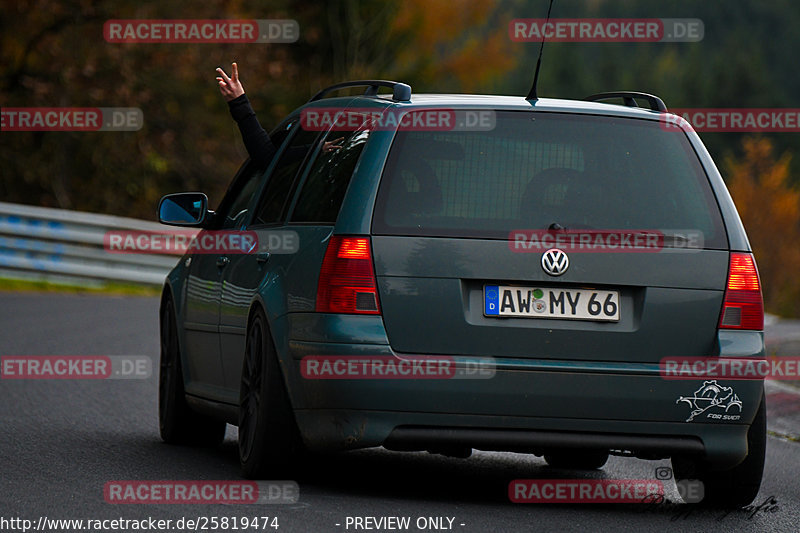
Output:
[677, 380, 742, 422]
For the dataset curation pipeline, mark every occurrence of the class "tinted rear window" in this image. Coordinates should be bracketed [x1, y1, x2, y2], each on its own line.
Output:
[372, 111, 727, 249]
[290, 121, 371, 224]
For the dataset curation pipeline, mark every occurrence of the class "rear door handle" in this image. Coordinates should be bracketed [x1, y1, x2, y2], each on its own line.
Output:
[216, 256, 230, 268]
[256, 252, 271, 264]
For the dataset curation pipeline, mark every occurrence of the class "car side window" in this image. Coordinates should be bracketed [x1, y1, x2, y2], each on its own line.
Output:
[211, 120, 296, 231]
[251, 123, 322, 226]
[268, 119, 295, 151]
[216, 163, 266, 230]
[290, 120, 371, 224]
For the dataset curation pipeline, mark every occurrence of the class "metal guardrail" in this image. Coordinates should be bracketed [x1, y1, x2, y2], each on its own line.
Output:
[0, 201, 187, 287]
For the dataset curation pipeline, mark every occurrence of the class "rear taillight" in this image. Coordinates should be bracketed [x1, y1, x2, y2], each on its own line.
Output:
[719, 252, 763, 330]
[316, 236, 381, 314]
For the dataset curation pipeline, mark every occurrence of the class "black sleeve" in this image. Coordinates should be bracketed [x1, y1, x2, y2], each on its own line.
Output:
[227, 94, 278, 167]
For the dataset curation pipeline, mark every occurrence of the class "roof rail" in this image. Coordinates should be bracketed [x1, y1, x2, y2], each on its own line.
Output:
[584, 91, 668, 112]
[309, 80, 412, 103]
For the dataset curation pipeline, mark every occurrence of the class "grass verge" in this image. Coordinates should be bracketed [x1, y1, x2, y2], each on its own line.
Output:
[0, 277, 161, 297]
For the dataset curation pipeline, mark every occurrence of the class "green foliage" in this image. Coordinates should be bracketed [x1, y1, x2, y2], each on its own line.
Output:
[505, 0, 800, 165]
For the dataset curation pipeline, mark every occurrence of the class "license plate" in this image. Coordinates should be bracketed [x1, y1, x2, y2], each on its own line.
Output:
[484, 285, 620, 322]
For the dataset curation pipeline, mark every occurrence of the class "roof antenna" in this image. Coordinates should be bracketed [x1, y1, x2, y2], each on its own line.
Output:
[526, 0, 555, 100]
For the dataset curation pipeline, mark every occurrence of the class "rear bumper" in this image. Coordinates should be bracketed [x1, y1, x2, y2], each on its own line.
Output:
[294, 409, 750, 468]
[284, 313, 764, 468]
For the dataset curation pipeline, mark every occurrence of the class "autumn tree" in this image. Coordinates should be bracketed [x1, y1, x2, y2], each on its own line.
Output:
[725, 138, 800, 317]
[0, 0, 519, 219]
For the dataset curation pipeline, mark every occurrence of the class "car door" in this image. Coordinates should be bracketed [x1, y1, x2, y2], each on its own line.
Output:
[217, 119, 325, 401]
[181, 161, 266, 400]
[218, 111, 378, 402]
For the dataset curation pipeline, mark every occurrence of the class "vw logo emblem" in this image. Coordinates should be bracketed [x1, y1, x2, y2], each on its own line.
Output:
[541, 248, 569, 276]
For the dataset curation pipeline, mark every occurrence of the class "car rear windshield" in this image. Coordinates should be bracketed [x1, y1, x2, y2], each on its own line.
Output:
[372, 111, 727, 249]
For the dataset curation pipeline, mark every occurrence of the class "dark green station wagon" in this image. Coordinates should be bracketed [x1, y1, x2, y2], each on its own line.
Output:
[157, 81, 765, 506]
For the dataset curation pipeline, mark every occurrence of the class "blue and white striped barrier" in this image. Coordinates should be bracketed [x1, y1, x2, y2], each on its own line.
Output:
[0, 202, 181, 287]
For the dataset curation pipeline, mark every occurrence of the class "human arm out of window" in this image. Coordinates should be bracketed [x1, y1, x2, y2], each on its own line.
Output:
[217, 63, 278, 167]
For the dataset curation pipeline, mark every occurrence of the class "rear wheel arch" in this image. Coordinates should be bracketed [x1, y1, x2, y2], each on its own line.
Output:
[671, 387, 766, 507]
[246, 300, 267, 334]
[239, 303, 305, 477]
[245, 300, 295, 406]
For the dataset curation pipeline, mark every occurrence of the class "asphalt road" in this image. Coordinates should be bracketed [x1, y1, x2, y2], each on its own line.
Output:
[1, 292, 799, 533]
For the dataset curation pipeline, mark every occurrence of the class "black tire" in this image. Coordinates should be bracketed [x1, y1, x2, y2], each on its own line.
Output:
[159, 295, 226, 446]
[672, 389, 766, 507]
[238, 309, 304, 479]
[544, 450, 609, 470]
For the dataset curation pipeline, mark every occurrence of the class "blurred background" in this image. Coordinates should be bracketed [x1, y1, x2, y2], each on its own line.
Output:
[1, 0, 799, 316]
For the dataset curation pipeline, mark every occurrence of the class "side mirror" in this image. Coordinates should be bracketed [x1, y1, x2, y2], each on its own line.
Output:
[158, 192, 209, 227]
